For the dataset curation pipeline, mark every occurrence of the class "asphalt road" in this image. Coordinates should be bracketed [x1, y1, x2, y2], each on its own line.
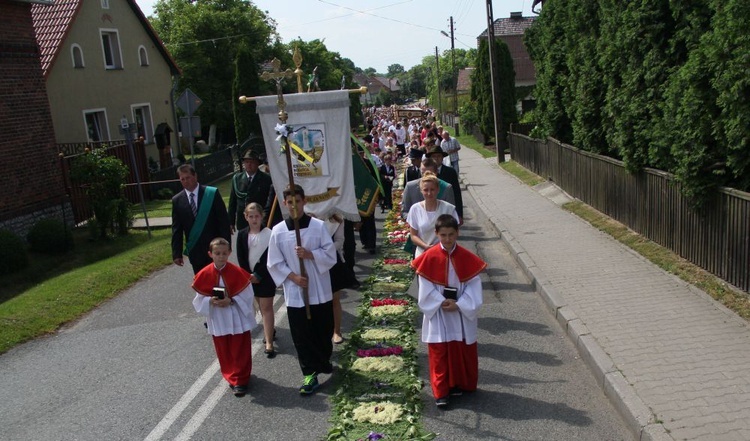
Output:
[0, 187, 632, 441]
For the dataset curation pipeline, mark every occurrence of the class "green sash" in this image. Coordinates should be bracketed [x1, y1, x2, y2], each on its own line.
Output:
[184, 186, 217, 255]
[438, 180, 449, 199]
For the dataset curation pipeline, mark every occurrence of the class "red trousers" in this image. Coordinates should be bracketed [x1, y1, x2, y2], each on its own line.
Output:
[427, 341, 478, 399]
[212, 331, 252, 387]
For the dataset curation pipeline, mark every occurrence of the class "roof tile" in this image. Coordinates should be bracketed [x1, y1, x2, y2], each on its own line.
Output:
[31, 0, 81, 76]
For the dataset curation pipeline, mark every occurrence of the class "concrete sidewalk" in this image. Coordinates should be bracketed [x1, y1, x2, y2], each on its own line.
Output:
[459, 147, 750, 441]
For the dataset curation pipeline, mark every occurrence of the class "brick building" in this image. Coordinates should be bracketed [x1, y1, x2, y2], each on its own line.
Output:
[0, 0, 71, 238]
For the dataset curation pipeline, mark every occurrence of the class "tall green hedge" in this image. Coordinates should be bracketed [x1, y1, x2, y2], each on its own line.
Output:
[470, 38, 517, 145]
[526, 0, 748, 205]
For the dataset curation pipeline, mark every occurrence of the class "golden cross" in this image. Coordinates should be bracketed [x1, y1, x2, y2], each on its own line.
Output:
[260, 58, 294, 122]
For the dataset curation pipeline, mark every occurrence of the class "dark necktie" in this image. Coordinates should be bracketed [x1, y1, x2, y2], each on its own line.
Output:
[189, 192, 197, 217]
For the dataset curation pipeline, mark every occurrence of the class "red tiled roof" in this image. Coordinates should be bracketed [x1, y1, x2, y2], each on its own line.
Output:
[477, 15, 536, 38]
[31, 0, 82, 76]
[30, 0, 179, 78]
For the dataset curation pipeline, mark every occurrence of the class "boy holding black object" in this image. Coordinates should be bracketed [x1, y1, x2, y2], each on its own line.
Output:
[411, 214, 486, 408]
[192, 238, 256, 397]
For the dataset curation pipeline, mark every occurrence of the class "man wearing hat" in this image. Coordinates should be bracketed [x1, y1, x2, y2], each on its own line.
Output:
[228, 150, 273, 233]
[403, 146, 424, 187]
[425, 145, 463, 224]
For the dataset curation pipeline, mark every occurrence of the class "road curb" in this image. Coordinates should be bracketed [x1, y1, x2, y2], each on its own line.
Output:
[463, 156, 673, 441]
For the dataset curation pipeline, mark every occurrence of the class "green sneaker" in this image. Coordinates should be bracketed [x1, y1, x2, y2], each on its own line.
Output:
[299, 373, 319, 395]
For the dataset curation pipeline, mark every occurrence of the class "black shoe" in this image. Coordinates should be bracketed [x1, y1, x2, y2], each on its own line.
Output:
[449, 388, 463, 396]
[300, 373, 319, 395]
[262, 328, 277, 344]
[435, 397, 449, 408]
[265, 348, 276, 359]
[232, 385, 247, 397]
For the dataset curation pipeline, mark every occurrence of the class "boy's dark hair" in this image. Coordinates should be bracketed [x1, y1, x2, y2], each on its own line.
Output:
[435, 214, 458, 232]
[209, 237, 231, 252]
[282, 184, 305, 200]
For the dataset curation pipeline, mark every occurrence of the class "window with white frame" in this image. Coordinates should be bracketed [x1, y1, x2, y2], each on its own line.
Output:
[100, 29, 123, 69]
[71, 44, 84, 68]
[84, 109, 110, 142]
[138, 46, 149, 66]
[101, 0, 109, 9]
[132, 104, 154, 143]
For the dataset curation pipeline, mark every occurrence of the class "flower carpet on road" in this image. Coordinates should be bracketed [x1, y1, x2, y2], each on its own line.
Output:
[327, 189, 436, 441]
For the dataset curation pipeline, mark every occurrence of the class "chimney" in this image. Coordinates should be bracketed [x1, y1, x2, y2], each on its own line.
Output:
[510, 11, 523, 19]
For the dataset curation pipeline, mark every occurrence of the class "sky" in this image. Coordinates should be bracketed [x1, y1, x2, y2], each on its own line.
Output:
[135, 0, 536, 73]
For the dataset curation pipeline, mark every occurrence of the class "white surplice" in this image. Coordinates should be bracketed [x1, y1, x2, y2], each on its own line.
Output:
[417, 251, 483, 344]
[193, 277, 256, 337]
[267, 217, 337, 308]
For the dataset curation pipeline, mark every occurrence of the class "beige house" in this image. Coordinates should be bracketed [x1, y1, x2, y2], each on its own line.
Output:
[32, 0, 180, 162]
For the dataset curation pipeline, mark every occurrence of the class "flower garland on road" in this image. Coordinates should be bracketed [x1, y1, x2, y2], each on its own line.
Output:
[327, 188, 436, 440]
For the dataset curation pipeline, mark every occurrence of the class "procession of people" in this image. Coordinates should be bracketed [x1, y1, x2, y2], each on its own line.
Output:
[171, 104, 482, 408]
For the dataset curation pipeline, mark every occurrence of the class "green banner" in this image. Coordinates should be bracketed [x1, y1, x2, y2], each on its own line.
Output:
[350, 134, 382, 216]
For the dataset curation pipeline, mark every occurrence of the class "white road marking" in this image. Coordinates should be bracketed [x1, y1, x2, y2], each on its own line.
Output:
[144, 296, 287, 441]
[142, 359, 219, 441]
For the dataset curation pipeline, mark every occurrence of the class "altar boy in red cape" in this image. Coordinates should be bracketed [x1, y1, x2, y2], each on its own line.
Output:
[192, 238, 256, 397]
[411, 214, 486, 409]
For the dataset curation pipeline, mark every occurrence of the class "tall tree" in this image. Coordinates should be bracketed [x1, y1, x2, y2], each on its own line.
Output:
[151, 0, 280, 145]
[387, 64, 404, 77]
[471, 38, 517, 144]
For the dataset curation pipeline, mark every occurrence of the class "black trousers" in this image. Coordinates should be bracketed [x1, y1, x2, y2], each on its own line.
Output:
[359, 214, 376, 249]
[287, 301, 334, 376]
[343, 220, 356, 272]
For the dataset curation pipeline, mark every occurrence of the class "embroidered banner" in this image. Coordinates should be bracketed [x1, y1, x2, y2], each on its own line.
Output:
[256, 90, 360, 221]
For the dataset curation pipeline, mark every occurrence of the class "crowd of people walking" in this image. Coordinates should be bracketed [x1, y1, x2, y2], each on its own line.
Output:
[170, 104, 483, 409]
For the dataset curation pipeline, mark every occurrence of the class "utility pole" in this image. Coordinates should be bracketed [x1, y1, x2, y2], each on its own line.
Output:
[486, 0, 505, 162]
[450, 16, 458, 135]
[435, 46, 442, 121]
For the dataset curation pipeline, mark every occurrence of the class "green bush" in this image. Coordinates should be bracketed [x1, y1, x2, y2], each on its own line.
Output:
[27, 218, 74, 254]
[156, 188, 174, 200]
[0, 229, 29, 275]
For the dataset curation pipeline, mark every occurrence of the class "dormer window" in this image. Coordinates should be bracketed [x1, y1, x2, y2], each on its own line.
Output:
[138, 46, 149, 66]
[71, 44, 84, 68]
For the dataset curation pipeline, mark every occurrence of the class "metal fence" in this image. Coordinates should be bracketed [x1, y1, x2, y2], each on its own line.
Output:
[148, 146, 238, 196]
[58, 140, 151, 224]
[509, 133, 750, 293]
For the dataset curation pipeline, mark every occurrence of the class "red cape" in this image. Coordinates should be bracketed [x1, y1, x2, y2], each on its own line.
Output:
[411, 244, 487, 286]
[192, 262, 251, 297]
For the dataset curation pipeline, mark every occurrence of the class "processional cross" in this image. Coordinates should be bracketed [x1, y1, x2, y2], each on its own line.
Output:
[256, 55, 312, 319]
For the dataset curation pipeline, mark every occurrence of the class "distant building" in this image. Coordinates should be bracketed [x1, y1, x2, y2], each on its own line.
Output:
[354, 73, 401, 104]
[456, 67, 474, 96]
[477, 11, 536, 87]
[477, 11, 537, 112]
[0, 0, 71, 237]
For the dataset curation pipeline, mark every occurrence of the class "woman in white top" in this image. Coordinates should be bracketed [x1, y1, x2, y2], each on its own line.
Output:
[236, 203, 277, 357]
[406, 171, 459, 258]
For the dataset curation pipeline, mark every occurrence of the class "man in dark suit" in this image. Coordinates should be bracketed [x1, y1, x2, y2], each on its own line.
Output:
[403, 147, 423, 187]
[401, 157, 455, 219]
[228, 150, 273, 233]
[171, 164, 232, 274]
[425, 145, 463, 224]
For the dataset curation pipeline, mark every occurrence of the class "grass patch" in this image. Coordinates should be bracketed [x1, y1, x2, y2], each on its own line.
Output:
[132, 176, 232, 219]
[499, 161, 546, 187]
[456, 134, 496, 158]
[564, 201, 750, 320]
[0, 228, 171, 354]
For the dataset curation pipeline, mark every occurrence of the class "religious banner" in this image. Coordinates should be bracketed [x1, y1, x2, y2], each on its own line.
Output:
[255, 90, 360, 221]
[350, 135, 382, 217]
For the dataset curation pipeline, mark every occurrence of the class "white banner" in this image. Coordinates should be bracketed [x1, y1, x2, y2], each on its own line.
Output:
[255, 90, 360, 221]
